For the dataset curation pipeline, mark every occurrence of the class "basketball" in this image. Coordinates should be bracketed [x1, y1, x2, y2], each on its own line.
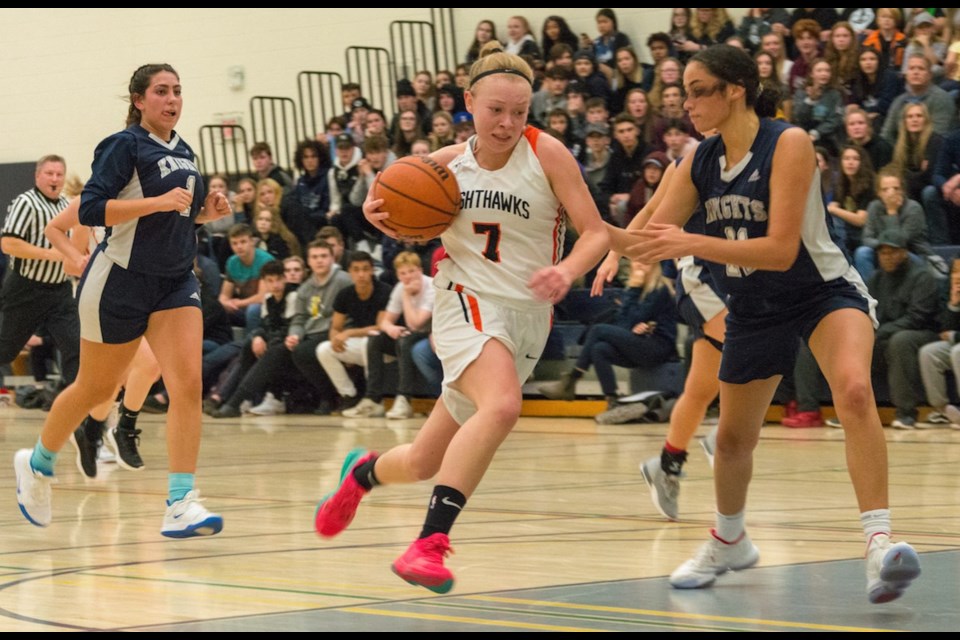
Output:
[372, 156, 461, 241]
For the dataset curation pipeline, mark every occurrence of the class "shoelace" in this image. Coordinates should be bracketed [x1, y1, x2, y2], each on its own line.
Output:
[422, 536, 454, 560]
[27, 471, 55, 505]
[120, 428, 142, 445]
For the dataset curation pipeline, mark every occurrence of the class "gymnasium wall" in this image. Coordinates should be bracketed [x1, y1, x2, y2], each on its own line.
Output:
[0, 8, 747, 186]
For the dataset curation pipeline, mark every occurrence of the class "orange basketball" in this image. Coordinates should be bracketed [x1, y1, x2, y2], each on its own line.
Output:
[372, 156, 461, 241]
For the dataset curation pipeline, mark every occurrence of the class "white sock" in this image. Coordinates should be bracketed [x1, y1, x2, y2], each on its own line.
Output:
[715, 510, 745, 543]
[861, 508, 891, 546]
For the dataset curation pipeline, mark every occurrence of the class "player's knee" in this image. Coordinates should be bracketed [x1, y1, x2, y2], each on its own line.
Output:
[484, 395, 523, 430]
[407, 449, 442, 481]
[833, 377, 873, 413]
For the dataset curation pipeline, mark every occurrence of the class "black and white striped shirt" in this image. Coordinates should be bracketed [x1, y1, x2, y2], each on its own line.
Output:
[2, 187, 69, 284]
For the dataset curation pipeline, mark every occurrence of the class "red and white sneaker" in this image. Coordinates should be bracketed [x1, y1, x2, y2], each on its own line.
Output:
[391, 533, 455, 593]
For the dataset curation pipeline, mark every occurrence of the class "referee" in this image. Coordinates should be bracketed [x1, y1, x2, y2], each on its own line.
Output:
[0, 155, 79, 392]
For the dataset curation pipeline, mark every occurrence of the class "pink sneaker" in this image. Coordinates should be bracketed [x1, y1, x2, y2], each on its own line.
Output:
[781, 410, 823, 428]
[314, 448, 377, 537]
[391, 533, 455, 593]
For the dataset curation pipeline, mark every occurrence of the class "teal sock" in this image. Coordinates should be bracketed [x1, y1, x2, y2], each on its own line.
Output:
[168, 473, 195, 504]
[30, 438, 57, 477]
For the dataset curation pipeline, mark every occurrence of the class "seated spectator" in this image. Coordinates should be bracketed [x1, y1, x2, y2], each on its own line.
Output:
[889, 102, 945, 241]
[627, 151, 668, 226]
[845, 47, 902, 134]
[253, 208, 300, 261]
[598, 113, 648, 226]
[211, 260, 299, 418]
[315, 251, 391, 411]
[867, 230, 940, 428]
[538, 258, 678, 409]
[919, 253, 960, 427]
[326, 133, 363, 248]
[249, 141, 293, 190]
[281, 139, 330, 249]
[288, 239, 353, 415]
[901, 13, 947, 82]
[428, 112, 455, 152]
[843, 107, 893, 178]
[585, 8, 631, 79]
[610, 46, 644, 115]
[827, 142, 876, 256]
[881, 53, 958, 144]
[854, 168, 934, 282]
[925, 125, 960, 244]
[345, 251, 434, 419]
[572, 49, 612, 108]
[861, 8, 907, 76]
[578, 122, 612, 196]
[531, 66, 570, 125]
[791, 58, 844, 155]
[504, 15, 541, 60]
[738, 8, 791, 54]
[219, 223, 273, 335]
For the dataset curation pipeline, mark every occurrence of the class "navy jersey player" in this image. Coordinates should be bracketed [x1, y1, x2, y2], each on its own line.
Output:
[614, 45, 920, 604]
[313, 42, 609, 594]
[14, 64, 232, 538]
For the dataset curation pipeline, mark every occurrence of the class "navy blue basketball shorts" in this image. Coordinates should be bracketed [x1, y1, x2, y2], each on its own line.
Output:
[719, 278, 873, 384]
[77, 251, 201, 344]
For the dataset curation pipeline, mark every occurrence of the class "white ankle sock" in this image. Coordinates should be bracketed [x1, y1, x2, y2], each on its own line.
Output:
[715, 510, 745, 542]
[860, 508, 891, 546]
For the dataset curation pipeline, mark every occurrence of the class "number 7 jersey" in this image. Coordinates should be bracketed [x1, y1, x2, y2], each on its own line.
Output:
[438, 126, 566, 309]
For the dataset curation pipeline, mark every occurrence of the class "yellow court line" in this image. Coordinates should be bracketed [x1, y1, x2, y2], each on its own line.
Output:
[466, 596, 898, 633]
[348, 607, 608, 632]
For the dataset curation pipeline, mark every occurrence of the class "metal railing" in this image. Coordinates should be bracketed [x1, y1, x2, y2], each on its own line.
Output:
[249, 96, 300, 173]
[346, 46, 395, 118]
[196, 124, 251, 182]
[430, 8, 458, 72]
[297, 70, 344, 138]
[390, 20, 438, 81]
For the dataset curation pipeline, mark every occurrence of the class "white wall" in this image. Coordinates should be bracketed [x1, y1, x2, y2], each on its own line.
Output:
[1, 8, 747, 179]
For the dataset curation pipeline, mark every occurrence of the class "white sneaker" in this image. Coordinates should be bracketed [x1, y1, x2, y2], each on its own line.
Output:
[98, 446, 116, 463]
[944, 404, 960, 429]
[890, 417, 916, 430]
[341, 398, 385, 418]
[700, 426, 718, 469]
[249, 392, 286, 416]
[639, 456, 681, 521]
[386, 395, 414, 419]
[161, 490, 224, 538]
[917, 411, 951, 429]
[14, 449, 55, 527]
[825, 417, 843, 428]
[239, 400, 253, 414]
[670, 529, 760, 589]
[865, 535, 920, 604]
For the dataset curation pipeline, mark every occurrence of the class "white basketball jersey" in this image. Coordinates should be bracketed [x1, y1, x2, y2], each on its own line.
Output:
[438, 126, 565, 309]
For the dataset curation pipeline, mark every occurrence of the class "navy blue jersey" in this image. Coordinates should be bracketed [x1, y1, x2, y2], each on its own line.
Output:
[79, 124, 205, 277]
[689, 118, 851, 297]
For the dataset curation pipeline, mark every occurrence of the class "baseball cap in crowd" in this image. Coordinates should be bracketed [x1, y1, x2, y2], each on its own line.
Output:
[573, 49, 595, 63]
[350, 97, 371, 113]
[396, 79, 416, 97]
[584, 122, 610, 137]
[913, 12, 935, 27]
[452, 111, 473, 124]
[877, 229, 906, 249]
[642, 150, 670, 170]
[334, 132, 355, 148]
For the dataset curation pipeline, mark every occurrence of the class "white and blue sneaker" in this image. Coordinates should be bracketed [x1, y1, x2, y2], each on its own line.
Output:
[670, 529, 760, 589]
[14, 449, 55, 527]
[866, 535, 921, 604]
[161, 490, 223, 538]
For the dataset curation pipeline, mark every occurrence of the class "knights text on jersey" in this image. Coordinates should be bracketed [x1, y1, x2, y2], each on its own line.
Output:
[79, 125, 205, 277]
[690, 118, 850, 296]
[438, 126, 565, 308]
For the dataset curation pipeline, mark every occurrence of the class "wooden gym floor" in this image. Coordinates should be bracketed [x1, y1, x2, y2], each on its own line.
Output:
[1, 402, 958, 632]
